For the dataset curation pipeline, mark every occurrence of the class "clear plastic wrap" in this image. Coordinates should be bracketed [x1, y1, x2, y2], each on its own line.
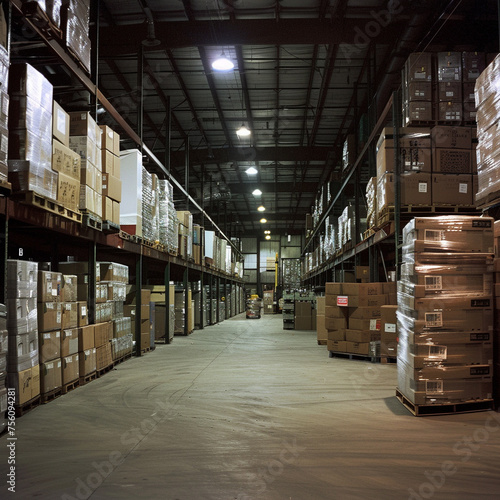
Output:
[402, 216, 494, 253]
[8, 159, 58, 200]
[474, 52, 500, 108]
[366, 177, 377, 229]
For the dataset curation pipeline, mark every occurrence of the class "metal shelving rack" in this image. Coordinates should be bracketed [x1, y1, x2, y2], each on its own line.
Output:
[0, 2, 245, 349]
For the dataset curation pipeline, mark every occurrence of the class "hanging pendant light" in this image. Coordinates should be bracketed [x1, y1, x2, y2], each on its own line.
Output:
[236, 124, 251, 137]
[212, 51, 234, 71]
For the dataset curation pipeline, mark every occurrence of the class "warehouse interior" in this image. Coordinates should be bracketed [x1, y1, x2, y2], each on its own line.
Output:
[1, 0, 500, 498]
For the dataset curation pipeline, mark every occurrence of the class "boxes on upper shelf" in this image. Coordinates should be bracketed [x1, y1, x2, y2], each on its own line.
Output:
[53, 101, 70, 147]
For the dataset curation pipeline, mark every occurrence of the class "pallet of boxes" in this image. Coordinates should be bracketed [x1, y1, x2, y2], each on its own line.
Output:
[5, 261, 40, 416]
[125, 288, 152, 353]
[396, 216, 495, 416]
[324, 282, 397, 360]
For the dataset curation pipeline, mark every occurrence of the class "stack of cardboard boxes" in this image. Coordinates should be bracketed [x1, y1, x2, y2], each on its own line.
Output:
[294, 300, 315, 331]
[193, 224, 203, 266]
[147, 284, 175, 343]
[8, 63, 58, 200]
[316, 296, 327, 343]
[70, 111, 101, 219]
[99, 262, 132, 361]
[6, 260, 40, 407]
[177, 211, 193, 261]
[142, 168, 159, 242]
[125, 288, 152, 352]
[402, 51, 487, 126]
[475, 53, 500, 208]
[397, 216, 494, 406]
[37, 270, 63, 396]
[325, 282, 397, 356]
[63, 0, 91, 73]
[158, 179, 179, 254]
[100, 125, 121, 225]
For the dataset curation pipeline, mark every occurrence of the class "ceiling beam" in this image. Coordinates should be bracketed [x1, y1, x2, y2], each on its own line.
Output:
[99, 17, 409, 55]
[169, 146, 332, 165]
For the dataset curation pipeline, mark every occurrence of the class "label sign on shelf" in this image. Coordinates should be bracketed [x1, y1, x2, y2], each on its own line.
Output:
[337, 295, 349, 307]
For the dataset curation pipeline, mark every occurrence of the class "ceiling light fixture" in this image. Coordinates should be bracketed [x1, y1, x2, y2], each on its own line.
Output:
[264, 230, 271, 234]
[212, 51, 234, 71]
[265, 235, 271, 240]
[245, 166, 258, 175]
[257, 206, 266, 212]
[260, 218, 267, 224]
[252, 189, 262, 196]
[236, 124, 251, 137]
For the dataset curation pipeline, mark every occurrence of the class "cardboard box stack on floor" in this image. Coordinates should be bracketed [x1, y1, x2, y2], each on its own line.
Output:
[316, 296, 327, 343]
[397, 216, 494, 406]
[99, 262, 132, 361]
[147, 284, 175, 343]
[0, 304, 7, 431]
[125, 288, 152, 352]
[8, 63, 58, 200]
[60, 271, 81, 387]
[69, 111, 101, 219]
[37, 270, 62, 395]
[5, 260, 40, 406]
[475, 53, 500, 208]
[58, 261, 94, 377]
[100, 125, 121, 225]
[324, 282, 397, 356]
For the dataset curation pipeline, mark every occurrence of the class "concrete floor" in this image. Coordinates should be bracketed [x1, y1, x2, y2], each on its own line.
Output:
[1, 314, 500, 499]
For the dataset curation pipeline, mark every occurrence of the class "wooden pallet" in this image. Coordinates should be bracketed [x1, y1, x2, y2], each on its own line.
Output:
[66, 45, 91, 75]
[79, 371, 98, 386]
[14, 395, 41, 417]
[102, 220, 120, 234]
[12, 191, 82, 223]
[62, 379, 80, 394]
[81, 211, 103, 231]
[41, 388, 63, 404]
[396, 388, 495, 417]
[363, 228, 376, 240]
[328, 351, 379, 363]
[317, 339, 327, 346]
[378, 205, 479, 225]
[96, 364, 114, 377]
[113, 353, 133, 365]
[22, 1, 63, 40]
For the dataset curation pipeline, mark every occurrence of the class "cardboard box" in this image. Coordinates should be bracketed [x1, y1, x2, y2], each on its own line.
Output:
[37, 271, 62, 303]
[431, 126, 472, 149]
[345, 341, 370, 355]
[80, 161, 96, 189]
[381, 331, 398, 357]
[69, 135, 97, 166]
[327, 340, 347, 352]
[339, 294, 387, 308]
[7, 365, 40, 405]
[327, 329, 346, 341]
[53, 101, 70, 146]
[40, 358, 62, 393]
[102, 173, 121, 202]
[39, 330, 61, 363]
[316, 297, 325, 315]
[99, 125, 120, 156]
[325, 283, 343, 295]
[407, 82, 433, 100]
[101, 145, 114, 175]
[77, 301, 88, 327]
[57, 172, 80, 211]
[432, 148, 471, 174]
[61, 328, 79, 357]
[94, 321, 113, 348]
[78, 324, 95, 351]
[437, 82, 462, 102]
[355, 266, 370, 281]
[52, 139, 80, 180]
[377, 172, 432, 212]
[342, 283, 385, 296]
[141, 331, 150, 349]
[96, 343, 112, 370]
[79, 347, 96, 376]
[295, 316, 312, 330]
[345, 329, 381, 343]
[349, 306, 382, 320]
[405, 52, 433, 82]
[102, 196, 113, 221]
[69, 112, 97, 142]
[349, 318, 381, 332]
[37, 302, 62, 332]
[325, 317, 348, 331]
[61, 274, 77, 302]
[437, 101, 462, 122]
[112, 200, 120, 225]
[432, 174, 473, 205]
[317, 314, 327, 342]
[62, 353, 79, 384]
[404, 101, 433, 124]
[61, 302, 79, 329]
[325, 305, 348, 318]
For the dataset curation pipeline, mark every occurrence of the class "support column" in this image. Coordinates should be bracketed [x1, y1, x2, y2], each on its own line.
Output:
[88, 242, 97, 325]
[164, 262, 171, 343]
[135, 253, 143, 356]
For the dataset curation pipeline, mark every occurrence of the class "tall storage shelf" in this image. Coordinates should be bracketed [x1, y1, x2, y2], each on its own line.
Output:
[0, 4, 244, 332]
